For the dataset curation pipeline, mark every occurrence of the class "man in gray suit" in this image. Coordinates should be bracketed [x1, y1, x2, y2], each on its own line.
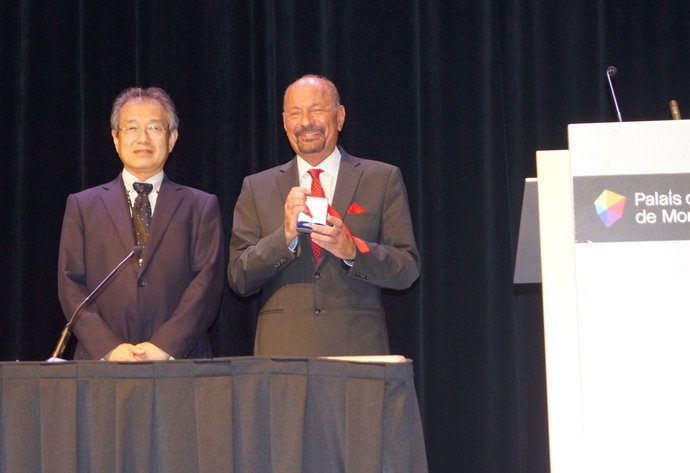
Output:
[58, 87, 224, 361]
[228, 75, 420, 356]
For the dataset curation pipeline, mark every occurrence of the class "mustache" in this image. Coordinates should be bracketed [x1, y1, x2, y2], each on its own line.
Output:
[295, 125, 325, 136]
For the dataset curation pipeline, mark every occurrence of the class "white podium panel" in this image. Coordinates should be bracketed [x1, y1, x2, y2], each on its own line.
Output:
[538, 120, 690, 473]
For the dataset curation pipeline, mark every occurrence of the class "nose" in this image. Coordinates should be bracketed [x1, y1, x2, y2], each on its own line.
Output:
[299, 110, 313, 127]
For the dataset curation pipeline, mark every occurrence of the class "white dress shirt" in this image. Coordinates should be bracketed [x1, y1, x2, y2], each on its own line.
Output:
[121, 168, 164, 215]
[296, 147, 341, 203]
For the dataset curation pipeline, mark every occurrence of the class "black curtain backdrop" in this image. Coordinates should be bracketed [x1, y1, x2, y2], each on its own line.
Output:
[2, 2, 689, 472]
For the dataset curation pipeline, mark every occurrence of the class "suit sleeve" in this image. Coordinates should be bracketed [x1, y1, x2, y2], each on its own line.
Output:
[227, 175, 296, 296]
[149, 194, 225, 358]
[57, 194, 125, 359]
[345, 166, 421, 290]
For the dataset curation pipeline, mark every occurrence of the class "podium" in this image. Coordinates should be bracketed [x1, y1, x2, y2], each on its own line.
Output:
[0, 357, 427, 473]
[536, 120, 690, 472]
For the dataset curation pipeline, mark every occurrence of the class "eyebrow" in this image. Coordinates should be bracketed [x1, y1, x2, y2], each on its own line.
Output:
[286, 103, 328, 110]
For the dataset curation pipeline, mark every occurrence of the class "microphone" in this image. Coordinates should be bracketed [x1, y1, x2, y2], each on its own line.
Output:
[606, 66, 623, 122]
[670, 100, 682, 120]
[47, 246, 143, 362]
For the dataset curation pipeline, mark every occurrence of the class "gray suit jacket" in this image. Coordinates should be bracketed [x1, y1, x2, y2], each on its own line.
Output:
[58, 175, 225, 360]
[228, 147, 420, 356]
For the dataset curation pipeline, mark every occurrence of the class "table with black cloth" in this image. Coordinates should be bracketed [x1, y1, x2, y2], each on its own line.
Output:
[0, 356, 427, 473]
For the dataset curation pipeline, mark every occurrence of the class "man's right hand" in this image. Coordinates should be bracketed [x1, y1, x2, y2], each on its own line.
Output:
[284, 186, 310, 244]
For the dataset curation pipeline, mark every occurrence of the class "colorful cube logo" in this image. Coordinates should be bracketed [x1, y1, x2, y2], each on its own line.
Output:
[594, 190, 626, 228]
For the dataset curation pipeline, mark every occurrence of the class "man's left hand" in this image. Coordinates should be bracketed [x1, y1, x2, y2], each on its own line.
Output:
[310, 215, 356, 260]
[135, 342, 172, 361]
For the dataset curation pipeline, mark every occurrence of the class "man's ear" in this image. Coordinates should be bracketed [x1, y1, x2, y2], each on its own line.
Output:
[337, 105, 346, 131]
[111, 129, 120, 152]
[167, 129, 179, 153]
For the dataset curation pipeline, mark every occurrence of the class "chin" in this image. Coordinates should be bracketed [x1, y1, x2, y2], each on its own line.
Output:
[298, 144, 326, 155]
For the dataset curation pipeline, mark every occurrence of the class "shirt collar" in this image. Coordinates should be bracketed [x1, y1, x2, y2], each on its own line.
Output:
[122, 169, 165, 193]
[296, 147, 341, 179]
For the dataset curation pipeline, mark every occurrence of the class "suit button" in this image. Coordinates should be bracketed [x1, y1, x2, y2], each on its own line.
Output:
[314, 272, 321, 279]
[314, 308, 321, 315]
[273, 257, 288, 270]
[138, 279, 147, 287]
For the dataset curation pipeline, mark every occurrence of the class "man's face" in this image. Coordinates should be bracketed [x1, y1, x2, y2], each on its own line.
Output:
[282, 79, 345, 165]
[111, 99, 178, 181]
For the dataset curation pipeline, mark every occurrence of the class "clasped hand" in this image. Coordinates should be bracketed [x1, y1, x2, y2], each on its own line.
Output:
[104, 342, 170, 361]
[284, 186, 356, 260]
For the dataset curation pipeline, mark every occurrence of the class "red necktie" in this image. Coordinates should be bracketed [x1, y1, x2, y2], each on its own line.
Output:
[308, 168, 325, 261]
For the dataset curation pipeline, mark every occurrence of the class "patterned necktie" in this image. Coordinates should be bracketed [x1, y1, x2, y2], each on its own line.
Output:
[132, 182, 153, 245]
[307, 168, 325, 262]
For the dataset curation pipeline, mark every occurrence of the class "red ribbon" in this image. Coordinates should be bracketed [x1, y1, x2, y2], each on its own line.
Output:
[328, 205, 370, 254]
[304, 204, 370, 254]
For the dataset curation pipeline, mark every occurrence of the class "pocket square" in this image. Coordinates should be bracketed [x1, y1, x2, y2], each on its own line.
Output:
[347, 202, 366, 214]
[329, 205, 370, 254]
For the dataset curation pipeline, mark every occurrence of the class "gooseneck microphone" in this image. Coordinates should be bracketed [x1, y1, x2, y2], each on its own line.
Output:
[670, 100, 682, 120]
[47, 246, 143, 362]
[606, 66, 623, 122]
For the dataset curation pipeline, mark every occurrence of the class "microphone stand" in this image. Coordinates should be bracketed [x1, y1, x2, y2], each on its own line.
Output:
[47, 246, 143, 362]
[606, 66, 622, 122]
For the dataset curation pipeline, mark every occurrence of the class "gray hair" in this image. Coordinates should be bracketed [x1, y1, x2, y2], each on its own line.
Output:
[284, 74, 341, 109]
[110, 87, 179, 131]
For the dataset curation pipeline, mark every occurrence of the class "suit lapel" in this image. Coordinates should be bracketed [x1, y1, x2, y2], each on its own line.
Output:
[332, 149, 363, 218]
[277, 158, 299, 199]
[140, 177, 184, 272]
[99, 176, 137, 254]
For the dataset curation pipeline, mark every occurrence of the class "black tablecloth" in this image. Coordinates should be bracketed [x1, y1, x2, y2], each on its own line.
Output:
[0, 357, 427, 473]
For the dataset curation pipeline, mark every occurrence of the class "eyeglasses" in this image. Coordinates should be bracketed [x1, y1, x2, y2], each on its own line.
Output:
[119, 124, 168, 139]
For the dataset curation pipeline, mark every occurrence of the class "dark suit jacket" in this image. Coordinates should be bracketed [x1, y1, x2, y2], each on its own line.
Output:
[58, 174, 224, 360]
[228, 147, 420, 356]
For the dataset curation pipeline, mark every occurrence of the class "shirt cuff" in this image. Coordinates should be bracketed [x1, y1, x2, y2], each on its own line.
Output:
[288, 236, 299, 253]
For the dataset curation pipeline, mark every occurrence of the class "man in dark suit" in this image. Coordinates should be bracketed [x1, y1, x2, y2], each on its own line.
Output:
[58, 87, 224, 361]
[228, 75, 420, 356]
